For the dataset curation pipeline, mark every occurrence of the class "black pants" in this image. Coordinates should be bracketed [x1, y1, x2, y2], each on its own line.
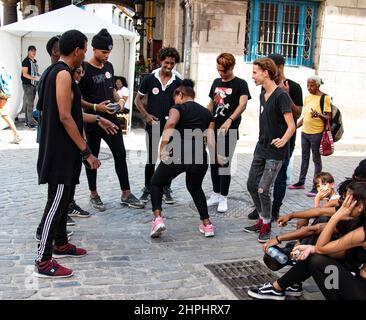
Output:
[145, 127, 170, 189]
[36, 184, 75, 262]
[85, 123, 130, 191]
[210, 130, 237, 196]
[151, 160, 209, 220]
[277, 253, 366, 300]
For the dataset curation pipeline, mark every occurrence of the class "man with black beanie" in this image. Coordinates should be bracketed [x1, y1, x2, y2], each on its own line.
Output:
[79, 28, 144, 211]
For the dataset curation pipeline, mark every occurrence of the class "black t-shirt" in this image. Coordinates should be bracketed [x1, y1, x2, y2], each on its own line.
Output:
[21, 57, 38, 86]
[170, 101, 214, 163]
[255, 87, 292, 160]
[37, 61, 83, 185]
[209, 77, 251, 130]
[286, 79, 303, 152]
[78, 61, 117, 124]
[139, 69, 182, 132]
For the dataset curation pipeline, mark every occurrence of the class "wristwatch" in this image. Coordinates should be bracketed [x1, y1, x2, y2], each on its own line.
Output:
[95, 115, 101, 124]
[80, 145, 92, 161]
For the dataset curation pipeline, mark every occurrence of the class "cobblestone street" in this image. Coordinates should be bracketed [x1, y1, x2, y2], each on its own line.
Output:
[0, 127, 364, 300]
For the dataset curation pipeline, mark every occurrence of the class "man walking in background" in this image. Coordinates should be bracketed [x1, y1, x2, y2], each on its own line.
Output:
[21, 45, 40, 128]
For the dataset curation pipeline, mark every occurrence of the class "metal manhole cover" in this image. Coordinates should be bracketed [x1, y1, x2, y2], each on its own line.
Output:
[205, 260, 303, 300]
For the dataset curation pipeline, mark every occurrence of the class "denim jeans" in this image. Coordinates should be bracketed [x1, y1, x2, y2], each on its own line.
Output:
[272, 143, 295, 214]
[298, 132, 323, 185]
[22, 84, 37, 126]
[247, 155, 283, 223]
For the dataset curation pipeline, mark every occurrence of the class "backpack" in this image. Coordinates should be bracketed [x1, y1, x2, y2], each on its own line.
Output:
[320, 94, 344, 142]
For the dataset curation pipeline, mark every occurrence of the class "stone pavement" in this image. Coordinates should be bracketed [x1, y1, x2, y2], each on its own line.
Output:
[0, 125, 364, 300]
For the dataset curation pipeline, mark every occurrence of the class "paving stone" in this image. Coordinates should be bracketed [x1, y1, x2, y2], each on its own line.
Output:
[0, 140, 363, 300]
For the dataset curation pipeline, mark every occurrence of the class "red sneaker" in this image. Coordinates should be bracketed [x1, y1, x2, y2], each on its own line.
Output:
[34, 259, 73, 278]
[258, 223, 271, 243]
[53, 243, 87, 258]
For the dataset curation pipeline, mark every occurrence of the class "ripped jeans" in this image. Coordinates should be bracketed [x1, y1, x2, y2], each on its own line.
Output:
[247, 155, 282, 223]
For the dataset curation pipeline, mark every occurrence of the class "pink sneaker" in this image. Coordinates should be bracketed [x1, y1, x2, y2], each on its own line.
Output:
[199, 223, 215, 237]
[150, 216, 166, 238]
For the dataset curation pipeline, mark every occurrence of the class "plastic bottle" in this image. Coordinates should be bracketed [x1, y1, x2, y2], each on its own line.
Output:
[267, 246, 289, 265]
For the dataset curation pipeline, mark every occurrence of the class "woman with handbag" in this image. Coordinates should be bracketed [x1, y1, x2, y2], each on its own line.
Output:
[288, 75, 331, 197]
[0, 65, 21, 144]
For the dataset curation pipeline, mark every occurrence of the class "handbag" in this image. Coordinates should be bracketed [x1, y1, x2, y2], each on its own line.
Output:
[319, 118, 334, 156]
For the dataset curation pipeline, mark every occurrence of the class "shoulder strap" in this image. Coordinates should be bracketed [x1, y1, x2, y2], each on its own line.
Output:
[320, 94, 326, 114]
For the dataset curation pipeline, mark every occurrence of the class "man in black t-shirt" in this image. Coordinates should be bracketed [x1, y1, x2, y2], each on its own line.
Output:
[206, 53, 251, 213]
[21, 45, 40, 128]
[79, 29, 144, 211]
[244, 58, 295, 243]
[134, 47, 182, 204]
[248, 53, 303, 221]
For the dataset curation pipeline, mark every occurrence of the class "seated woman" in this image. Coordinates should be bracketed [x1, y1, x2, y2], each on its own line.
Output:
[149, 79, 217, 238]
[249, 181, 366, 300]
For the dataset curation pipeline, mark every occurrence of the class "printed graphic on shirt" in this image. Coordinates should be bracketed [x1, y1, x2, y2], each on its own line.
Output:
[213, 87, 231, 117]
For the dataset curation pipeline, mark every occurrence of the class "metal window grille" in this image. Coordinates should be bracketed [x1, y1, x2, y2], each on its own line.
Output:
[244, 0, 318, 67]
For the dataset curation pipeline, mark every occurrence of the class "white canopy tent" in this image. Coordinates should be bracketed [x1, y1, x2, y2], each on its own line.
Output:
[0, 5, 137, 133]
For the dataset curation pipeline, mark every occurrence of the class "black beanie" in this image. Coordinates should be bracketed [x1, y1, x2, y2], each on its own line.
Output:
[92, 29, 113, 51]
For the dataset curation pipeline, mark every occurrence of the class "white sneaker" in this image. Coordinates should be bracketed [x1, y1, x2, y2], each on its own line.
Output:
[217, 195, 228, 213]
[207, 192, 220, 206]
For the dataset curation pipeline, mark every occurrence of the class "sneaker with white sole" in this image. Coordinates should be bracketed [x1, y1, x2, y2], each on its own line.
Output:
[199, 223, 215, 237]
[150, 217, 166, 238]
[248, 283, 285, 300]
[52, 243, 87, 259]
[217, 195, 228, 212]
[68, 200, 91, 218]
[285, 283, 303, 297]
[207, 192, 220, 206]
[34, 259, 73, 278]
[90, 195, 106, 211]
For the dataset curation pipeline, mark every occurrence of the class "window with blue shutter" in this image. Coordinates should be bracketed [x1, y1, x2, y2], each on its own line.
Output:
[244, 0, 318, 67]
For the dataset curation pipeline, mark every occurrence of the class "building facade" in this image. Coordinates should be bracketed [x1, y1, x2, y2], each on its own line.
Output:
[161, 0, 366, 139]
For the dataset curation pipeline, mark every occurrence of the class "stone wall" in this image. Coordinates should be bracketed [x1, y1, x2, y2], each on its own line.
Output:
[317, 0, 366, 139]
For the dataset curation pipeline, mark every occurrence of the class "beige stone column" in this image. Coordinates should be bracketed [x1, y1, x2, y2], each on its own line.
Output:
[3, 0, 18, 25]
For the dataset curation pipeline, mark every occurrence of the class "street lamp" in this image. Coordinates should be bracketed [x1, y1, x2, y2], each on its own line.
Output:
[132, 0, 156, 30]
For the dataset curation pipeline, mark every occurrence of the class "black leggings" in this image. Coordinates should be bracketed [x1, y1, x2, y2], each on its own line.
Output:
[277, 253, 366, 300]
[150, 161, 209, 220]
[85, 123, 130, 192]
[210, 129, 237, 196]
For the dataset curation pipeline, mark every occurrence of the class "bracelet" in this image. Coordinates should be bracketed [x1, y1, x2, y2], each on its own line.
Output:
[93, 103, 97, 112]
[276, 235, 282, 244]
[228, 117, 234, 122]
[95, 115, 100, 124]
[80, 145, 91, 161]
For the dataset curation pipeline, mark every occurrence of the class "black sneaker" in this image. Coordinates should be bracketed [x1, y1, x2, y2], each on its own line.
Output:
[244, 219, 263, 233]
[248, 283, 285, 300]
[67, 215, 76, 226]
[248, 208, 259, 220]
[35, 230, 73, 242]
[68, 200, 91, 218]
[163, 187, 176, 204]
[90, 195, 106, 211]
[139, 187, 150, 203]
[121, 193, 145, 209]
[285, 283, 303, 297]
